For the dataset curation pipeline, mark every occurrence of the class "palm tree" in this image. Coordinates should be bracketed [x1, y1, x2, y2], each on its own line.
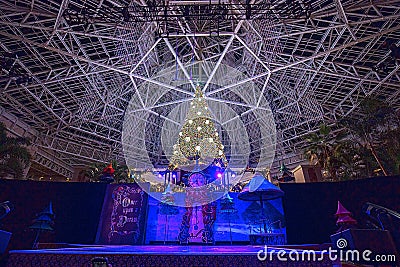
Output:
[332, 140, 369, 180]
[340, 97, 398, 176]
[379, 119, 400, 175]
[303, 124, 369, 181]
[112, 161, 129, 183]
[304, 124, 339, 180]
[0, 122, 31, 179]
[84, 162, 105, 182]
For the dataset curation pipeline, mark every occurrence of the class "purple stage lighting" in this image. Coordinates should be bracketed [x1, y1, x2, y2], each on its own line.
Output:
[217, 173, 222, 178]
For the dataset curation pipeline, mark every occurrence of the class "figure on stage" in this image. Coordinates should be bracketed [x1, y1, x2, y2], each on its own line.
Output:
[178, 171, 216, 244]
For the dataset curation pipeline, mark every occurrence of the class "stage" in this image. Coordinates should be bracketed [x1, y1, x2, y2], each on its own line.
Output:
[6, 245, 335, 266]
[2, 178, 400, 267]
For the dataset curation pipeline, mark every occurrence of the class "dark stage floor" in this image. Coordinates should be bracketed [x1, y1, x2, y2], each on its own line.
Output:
[9, 244, 326, 255]
[6, 245, 336, 267]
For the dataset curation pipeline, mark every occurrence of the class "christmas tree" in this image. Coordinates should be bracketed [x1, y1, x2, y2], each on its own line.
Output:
[170, 85, 227, 171]
[29, 202, 55, 249]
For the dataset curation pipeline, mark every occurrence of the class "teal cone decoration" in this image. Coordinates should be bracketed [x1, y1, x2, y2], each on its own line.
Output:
[220, 193, 237, 214]
[219, 193, 238, 245]
[30, 202, 55, 249]
[279, 163, 294, 182]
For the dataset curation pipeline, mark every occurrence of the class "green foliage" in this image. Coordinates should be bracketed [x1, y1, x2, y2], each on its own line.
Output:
[112, 160, 129, 183]
[303, 97, 400, 181]
[340, 96, 400, 176]
[377, 125, 400, 175]
[304, 124, 344, 181]
[84, 162, 105, 182]
[304, 123, 375, 181]
[85, 160, 129, 183]
[0, 122, 31, 179]
[331, 140, 372, 180]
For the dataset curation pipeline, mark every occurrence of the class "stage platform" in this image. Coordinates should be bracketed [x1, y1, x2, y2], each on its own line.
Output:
[6, 245, 336, 267]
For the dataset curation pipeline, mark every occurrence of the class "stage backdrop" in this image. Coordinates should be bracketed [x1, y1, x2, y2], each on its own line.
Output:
[96, 183, 149, 245]
[280, 175, 400, 245]
[145, 192, 286, 244]
[1, 176, 399, 250]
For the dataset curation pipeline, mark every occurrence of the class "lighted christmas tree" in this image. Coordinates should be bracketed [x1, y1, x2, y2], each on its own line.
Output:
[170, 85, 227, 170]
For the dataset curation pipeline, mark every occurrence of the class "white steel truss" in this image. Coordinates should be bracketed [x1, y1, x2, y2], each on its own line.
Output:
[0, 0, 399, 177]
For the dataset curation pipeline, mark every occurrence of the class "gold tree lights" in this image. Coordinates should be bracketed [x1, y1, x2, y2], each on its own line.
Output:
[122, 61, 276, 207]
[170, 85, 227, 170]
